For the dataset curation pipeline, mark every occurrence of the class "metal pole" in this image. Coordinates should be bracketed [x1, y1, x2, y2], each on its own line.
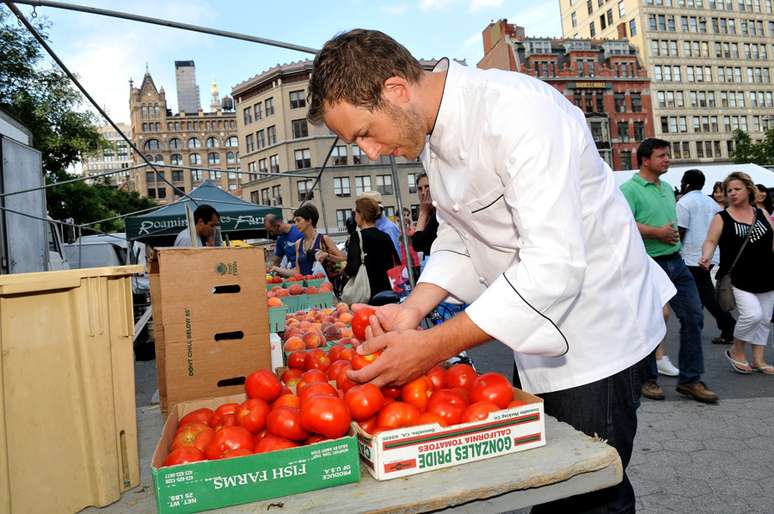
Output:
[12, 0, 319, 54]
[389, 156, 415, 288]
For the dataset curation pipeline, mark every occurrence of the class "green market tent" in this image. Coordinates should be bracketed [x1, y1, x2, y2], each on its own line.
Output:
[125, 180, 281, 243]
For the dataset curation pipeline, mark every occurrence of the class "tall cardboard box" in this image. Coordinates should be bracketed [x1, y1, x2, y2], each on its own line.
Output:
[150, 247, 270, 413]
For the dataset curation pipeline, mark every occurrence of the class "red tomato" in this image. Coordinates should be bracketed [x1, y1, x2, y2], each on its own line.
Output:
[178, 408, 214, 429]
[351, 307, 376, 341]
[351, 350, 382, 371]
[461, 401, 500, 423]
[401, 376, 433, 412]
[212, 413, 238, 431]
[469, 372, 513, 409]
[381, 385, 402, 400]
[426, 366, 447, 391]
[428, 389, 468, 410]
[296, 369, 328, 391]
[427, 400, 464, 426]
[444, 363, 478, 390]
[335, 368, 358, 393]
[339, 347, 356, 361]
[273, 393, 301, 410]
[417, 412, 446, 427]
[376, 401, 421, 430]
[208, 403, 239, 428]
[304, 349, 331, 371]
[358, 417, 378, 434]
[163, 447, 205, 467]
[171, 423, 212, 451]
[507, 399, 528, 408]
[287, 351, 307, 370]
[245, 370, 283, 403]
[327, 359, 352, 381]
[193, 429, 215, 453]
[305, 434, 329, 445]
[222, 448, 253, 459]
[204, 426, 255, 460]
[328, 345, 345, 362]
[301, 395, 352, 439]
[344, 383, 385, 421]
[299, 382, 338, 405]
[266, 406, 309, 441]
[236, 398, 271, 434]
[254, 434, 299, 453]
[280, 368, 303, 386]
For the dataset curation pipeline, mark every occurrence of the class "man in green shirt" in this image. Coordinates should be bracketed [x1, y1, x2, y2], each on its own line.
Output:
[620, 138, 717, 404]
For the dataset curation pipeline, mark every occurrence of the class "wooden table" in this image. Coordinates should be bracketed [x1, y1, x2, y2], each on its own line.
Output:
[84, 406, 622, 514]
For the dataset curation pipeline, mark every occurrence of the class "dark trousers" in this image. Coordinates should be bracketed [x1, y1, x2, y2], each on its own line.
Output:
[647, 254, 705, 384]
[513, 359, 645, 514]
[687, 265, 736, 340]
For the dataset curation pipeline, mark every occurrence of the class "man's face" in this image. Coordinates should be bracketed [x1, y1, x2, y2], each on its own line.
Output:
[264, 220, 280, 236]
[197, 215, 220, 239]
[643, 147, 670, 175]
[323, 98, 427, 161]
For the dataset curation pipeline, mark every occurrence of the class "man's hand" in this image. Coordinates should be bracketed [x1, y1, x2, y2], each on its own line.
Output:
[654, 223, 680, 244]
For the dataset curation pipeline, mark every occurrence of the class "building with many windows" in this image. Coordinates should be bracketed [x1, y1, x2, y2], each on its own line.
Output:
[559, 0, 774, 162]
[81, 122, 132, 186]
[480, 20, 654, 170]
[232, 60, 429, 233]
[128, 70, 238, 204]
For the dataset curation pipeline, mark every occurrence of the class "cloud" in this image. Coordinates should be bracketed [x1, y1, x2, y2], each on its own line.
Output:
[419, 0, 455, 11]
[464, 32, 481, 48]
[469, 0, 504, 11]
[380, 3, 409, 15]
[506, 3, 562, 38]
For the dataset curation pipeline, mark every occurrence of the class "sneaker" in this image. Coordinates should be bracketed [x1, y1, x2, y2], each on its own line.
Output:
[676, 381, 718, 404]
[657, 356, 679, 377]
[641, 380, 665, 401]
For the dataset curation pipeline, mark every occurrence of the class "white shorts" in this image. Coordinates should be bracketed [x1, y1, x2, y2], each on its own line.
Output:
[732, 287, 774, 346]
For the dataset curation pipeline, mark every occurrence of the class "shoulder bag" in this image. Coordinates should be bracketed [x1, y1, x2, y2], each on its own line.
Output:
[716, 211, 755, 312]
[341, 229, 371, 305]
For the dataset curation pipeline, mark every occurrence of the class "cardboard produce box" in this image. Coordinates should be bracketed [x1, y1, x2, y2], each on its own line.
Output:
[150, 247, 271, 413]
[151, 394, 361, 514]
[357, 388, 545, 480]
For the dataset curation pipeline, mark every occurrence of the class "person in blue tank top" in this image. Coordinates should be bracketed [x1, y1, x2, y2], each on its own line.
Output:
[292, 204, 346, 277]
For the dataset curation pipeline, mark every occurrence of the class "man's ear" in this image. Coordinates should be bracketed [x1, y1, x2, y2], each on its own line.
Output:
[383, 76, 411, 105]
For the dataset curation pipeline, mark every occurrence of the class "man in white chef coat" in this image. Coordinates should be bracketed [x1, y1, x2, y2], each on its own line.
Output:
[307, 29, 675, 513]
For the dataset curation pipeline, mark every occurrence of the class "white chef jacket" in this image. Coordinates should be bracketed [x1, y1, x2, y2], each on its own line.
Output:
[418, 59, 676, 394]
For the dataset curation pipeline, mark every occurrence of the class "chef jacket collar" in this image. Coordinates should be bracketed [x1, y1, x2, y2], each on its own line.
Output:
[428, 57, 459, 160]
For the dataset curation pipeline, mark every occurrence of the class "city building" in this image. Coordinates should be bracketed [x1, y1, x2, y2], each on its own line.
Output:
[175, 60, 201, 114]
[232, 59, 433, 233]
[128, 69, 238, 204]
[559, 0, 774, 163]
[81, 122, 132, 186]
[480, 19, 654, 170]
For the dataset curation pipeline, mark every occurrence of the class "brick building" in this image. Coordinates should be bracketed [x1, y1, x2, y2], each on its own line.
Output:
[480, 19, 654, 170]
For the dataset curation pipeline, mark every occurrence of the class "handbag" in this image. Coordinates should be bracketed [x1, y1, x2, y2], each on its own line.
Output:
[716, 212, 755, 312]
[341, 229, 371, 305]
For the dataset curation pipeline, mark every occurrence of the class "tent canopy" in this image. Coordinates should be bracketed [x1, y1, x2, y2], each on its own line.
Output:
[125, 180, 281, 243]
[614, 163, 774, 194]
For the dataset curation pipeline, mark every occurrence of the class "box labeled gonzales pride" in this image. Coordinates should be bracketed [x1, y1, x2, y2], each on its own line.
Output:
[356, 388, 545, 480]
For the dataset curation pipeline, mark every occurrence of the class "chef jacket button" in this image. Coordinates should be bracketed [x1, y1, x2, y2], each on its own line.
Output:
[432, 200, 438, 207]
[479, 276, 486, 284]
[452, 204, 460, 212]
[459, 151, 467, 160]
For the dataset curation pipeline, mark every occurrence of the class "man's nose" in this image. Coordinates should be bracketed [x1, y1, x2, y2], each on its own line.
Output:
[357, 139, 380, 161]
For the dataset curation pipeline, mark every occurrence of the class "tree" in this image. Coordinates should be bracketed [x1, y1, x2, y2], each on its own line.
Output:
[1, 8, 156, 233]
[730, 128, 774, 165]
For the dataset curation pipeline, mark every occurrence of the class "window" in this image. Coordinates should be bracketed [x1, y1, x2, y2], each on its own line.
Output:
[336, 209, 351, 231]
[260, 188, 270, 205]
[210, 170, 222, 180]
[617, 121, 629, 140]
[243, 107, 252, 125]
[191, 169, 203, 182]
[225, 136, 238, 148]
[355, 176, 372, 196]
[172, 170, 184, 183]
[297, 179, 314, 201]
[352, 145, 365, 164]
[333, 177, 351, 197]
[589, 20, 596, 37]
[188, 137, 201, 149]
[245, 134, 255, 153]
[258, 158, 267, 174]
[208, 152, 220, 165]
[332, 145, 347, 165]
[272, 185, 282, 205]
[147, 188, 156, 198]
[145, 171, 156, 185]
[265, 97, 275, 116]
[169, 154, 181, 166]
[614, 92, 626, 112]
[408, 173, 417, 194]
[226, 151, 237, 165]
[267, 125, 277, 145]
[629, 18, 637, 35]
[270, 154, 279, 173]
[571, 12, 577, 27]
[376, 174, 393, 195]
[247, 161, 257, 181]
[143, 139, 160, 150]
[157, 188, 166, 199]
[634, 121, 645, 140]
[631, 92, 642, 112]
[606, 8, 613, 25]
[257, 130, 265, 149]
[292, 119, 309, 139]
[289, 90, 306, 109]
[618, 0, 625, 17]
[294, 149, 311, 169]
[206, 137, 217, 148]
[169, 138, 181, 150]
[600, 13, 607, 30]
[190, 153, 201, 165]
[254, 102, 262, 120]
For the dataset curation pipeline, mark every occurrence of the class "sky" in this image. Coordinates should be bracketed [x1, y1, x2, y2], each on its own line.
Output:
[11, 0, 562, 123]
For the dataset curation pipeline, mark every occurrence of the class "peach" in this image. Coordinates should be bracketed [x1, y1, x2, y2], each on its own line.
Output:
[302, 330, 324, 349]
[267, 297, 283, 308]
[283, 336, 305, 352]
[338, 312, 353, 323]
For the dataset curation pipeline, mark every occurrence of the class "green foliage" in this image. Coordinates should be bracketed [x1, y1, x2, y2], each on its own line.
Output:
[1, 8, 156, 233]
[730, 129, 774, 165]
